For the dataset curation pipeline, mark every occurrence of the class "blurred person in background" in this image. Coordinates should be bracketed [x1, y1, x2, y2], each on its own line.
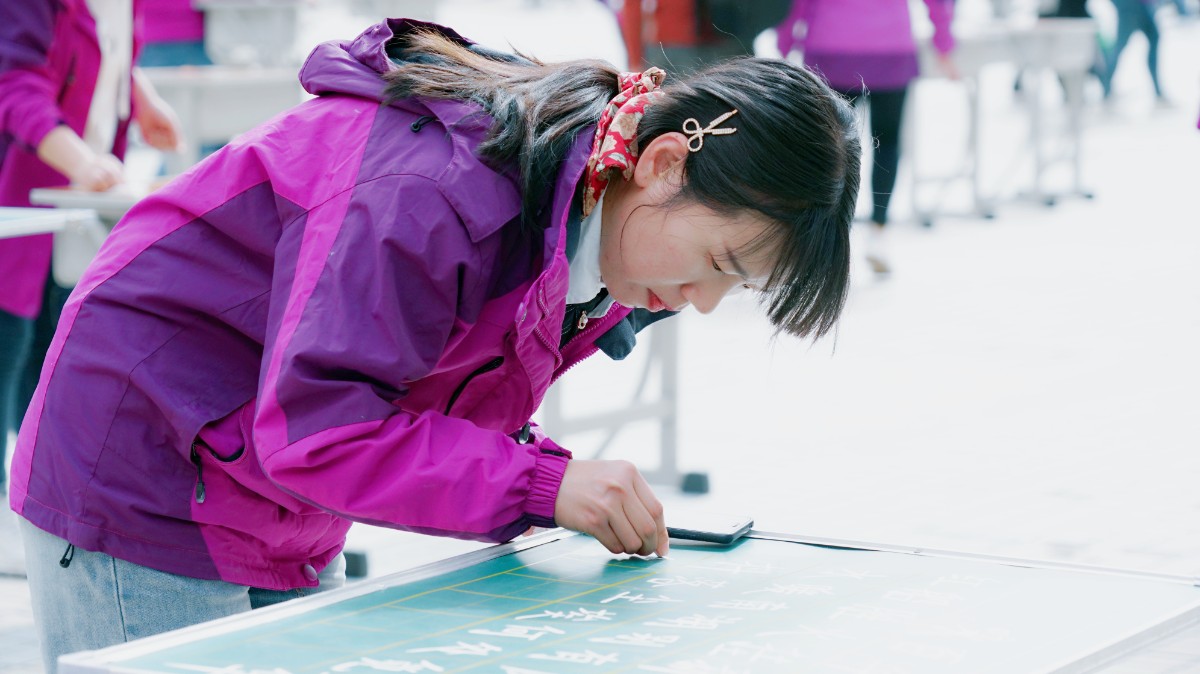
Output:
[1040, 0, 1107, 86]
[605, 0, 792, 74]
[1165, 0, 1193, 19]
[1102, 0, 1168, 104]
[137, 0, 211, 67]
[1009, 0, 1106, 102]
[0, 0, 182, 499]
[776, 0, 957, 276]
[10, 17, 861, 672]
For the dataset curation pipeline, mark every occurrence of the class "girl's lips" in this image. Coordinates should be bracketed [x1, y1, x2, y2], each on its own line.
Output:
[647, 290, 666, 312]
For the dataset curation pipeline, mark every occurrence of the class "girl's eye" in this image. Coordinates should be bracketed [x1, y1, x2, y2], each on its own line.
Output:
[712, 259, 723, 273]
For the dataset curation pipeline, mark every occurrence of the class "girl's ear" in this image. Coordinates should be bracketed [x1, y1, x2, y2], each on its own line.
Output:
[632, 132, 690, 190]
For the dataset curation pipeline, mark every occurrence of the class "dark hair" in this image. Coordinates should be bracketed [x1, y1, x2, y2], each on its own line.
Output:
[384, 30, 860, 339]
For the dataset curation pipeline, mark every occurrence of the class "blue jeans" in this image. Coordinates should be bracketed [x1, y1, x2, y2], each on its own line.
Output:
[1104, 0, 1163, 98]
[19, 519, 346, 674]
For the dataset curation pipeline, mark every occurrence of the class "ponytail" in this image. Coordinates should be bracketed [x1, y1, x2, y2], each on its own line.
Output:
[384, 30, 619, 233]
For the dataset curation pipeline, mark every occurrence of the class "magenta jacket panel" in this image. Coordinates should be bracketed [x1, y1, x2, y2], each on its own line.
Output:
[10, 18, 632, 590]
[776, 0, 955, 91]
[0, 0, 139, 317]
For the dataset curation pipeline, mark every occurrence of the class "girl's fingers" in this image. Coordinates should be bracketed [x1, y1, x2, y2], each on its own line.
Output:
[610, 506, 647, 554]
[622, 500, 661, 557]
[593, 522, 625, 555]
[631, 475, 668, 557]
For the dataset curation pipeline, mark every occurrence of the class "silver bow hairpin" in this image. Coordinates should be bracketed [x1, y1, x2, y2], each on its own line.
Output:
[682, 109, 739, 152]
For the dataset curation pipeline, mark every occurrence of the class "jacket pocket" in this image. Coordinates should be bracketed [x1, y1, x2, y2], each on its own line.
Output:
[444, 356, 505, 416]
[189, 401, 255, 503]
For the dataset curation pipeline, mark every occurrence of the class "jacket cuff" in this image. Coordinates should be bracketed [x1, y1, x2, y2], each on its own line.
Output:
[22, 115, 62, 152]
[523, 442, 571, 527]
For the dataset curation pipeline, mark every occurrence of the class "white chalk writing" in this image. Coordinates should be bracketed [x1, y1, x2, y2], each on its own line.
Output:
[528, 650, 618, 666]
[468, 624, 565, 640]
[516, 608, 615, 622]
[406, 642, 501, 656]
[588, 633, 680, 648]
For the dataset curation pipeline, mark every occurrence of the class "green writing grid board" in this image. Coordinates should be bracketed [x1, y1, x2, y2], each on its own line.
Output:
[60, 531, 1200, 674]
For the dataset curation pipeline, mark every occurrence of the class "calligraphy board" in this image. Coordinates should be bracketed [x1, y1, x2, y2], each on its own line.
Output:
[59, 531, 1200, 674]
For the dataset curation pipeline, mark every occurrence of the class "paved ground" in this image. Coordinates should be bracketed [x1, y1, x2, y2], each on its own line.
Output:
[2, 7, 1198, 674]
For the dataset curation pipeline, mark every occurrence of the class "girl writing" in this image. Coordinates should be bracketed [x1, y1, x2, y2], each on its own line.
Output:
[11, 17, 860, 672]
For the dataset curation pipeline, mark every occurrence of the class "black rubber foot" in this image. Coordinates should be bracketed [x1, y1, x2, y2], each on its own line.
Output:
[344, 550, 369, 578]
[681, 472, 710, 494]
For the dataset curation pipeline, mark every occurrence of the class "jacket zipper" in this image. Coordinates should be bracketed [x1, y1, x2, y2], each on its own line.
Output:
[560, 306, 591, 347]
[444, 356, 504, 415]
[552, 310, 621, 385]
[189, 442, 206, 503]
[189, 438, 246, 504]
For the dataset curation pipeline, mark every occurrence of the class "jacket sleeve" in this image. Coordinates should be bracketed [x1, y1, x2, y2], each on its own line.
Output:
[0, 0, 68, 151]
[253, 174, 568, 544]
[923, 0, 956, 55]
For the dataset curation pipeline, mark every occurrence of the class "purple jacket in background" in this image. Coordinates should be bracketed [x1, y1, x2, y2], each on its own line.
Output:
[776, 0, 955, 92]
[0, 0, 141, 318]
[11, 18, 633, 590]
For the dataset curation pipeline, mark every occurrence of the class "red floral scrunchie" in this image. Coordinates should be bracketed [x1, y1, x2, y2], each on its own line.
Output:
[581, 67, 667, 217]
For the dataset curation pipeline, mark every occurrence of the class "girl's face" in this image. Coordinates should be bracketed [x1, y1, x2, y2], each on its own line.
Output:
[598, 133, 774, 314]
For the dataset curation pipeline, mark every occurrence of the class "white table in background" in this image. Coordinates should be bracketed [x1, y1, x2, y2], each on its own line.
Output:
[0, 207, 102, 240]
[141, 65, 308, 173]
[912, 18, 1097, 225]
[0, 206, 106, 287]
[24, 186, 149, 285]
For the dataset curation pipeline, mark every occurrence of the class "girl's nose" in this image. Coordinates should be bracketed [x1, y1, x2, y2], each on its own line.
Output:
[682, 276, 741, 314]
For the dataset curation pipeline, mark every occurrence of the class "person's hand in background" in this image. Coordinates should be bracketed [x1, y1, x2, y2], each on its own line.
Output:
[937, 51, 961, 80]
[69, 152, 125, 191]
[133, 68, 184, 152]
[36, 125, 124, 191]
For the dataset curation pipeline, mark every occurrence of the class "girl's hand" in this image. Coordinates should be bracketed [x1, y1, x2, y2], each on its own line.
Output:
[554, 459, 669, 558]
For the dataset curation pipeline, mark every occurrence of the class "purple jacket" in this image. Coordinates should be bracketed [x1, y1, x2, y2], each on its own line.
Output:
[0, 0, 139, 318]
[11, 18, 634, 590]
[776, 0, 955, 91]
